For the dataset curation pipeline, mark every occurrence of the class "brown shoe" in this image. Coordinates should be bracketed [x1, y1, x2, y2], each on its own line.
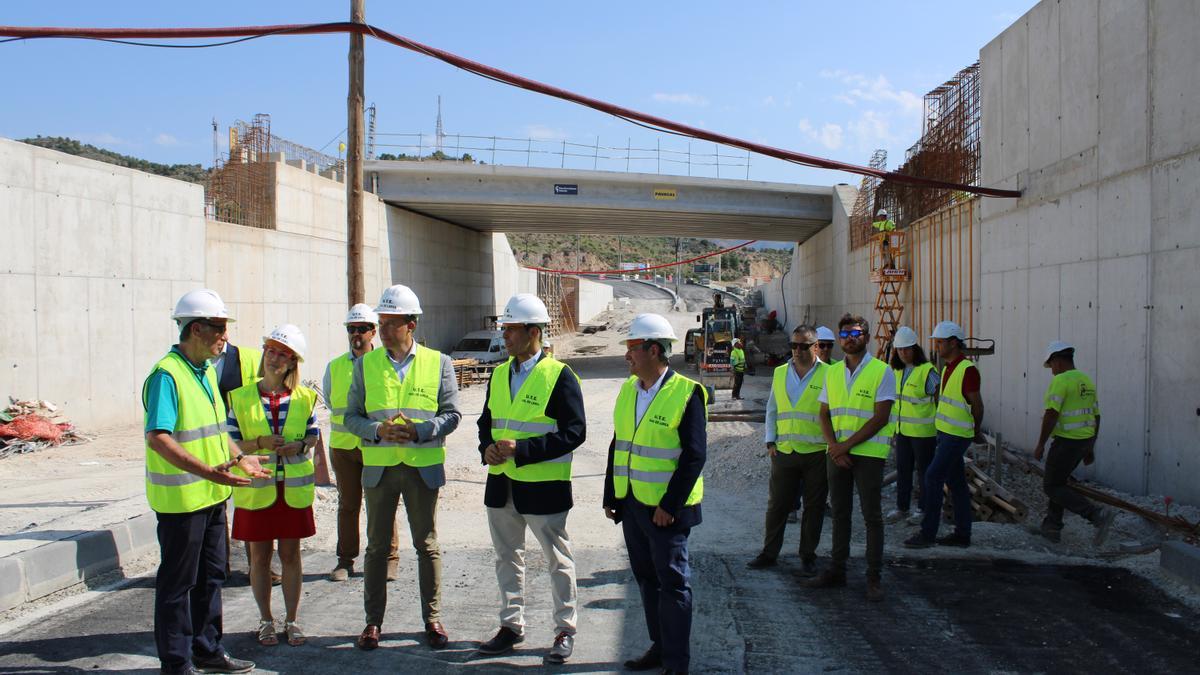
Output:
[386, 561, 400, 582]
[866, 577, 884, 603]
[424, 622, 449, 650]
[270, 570, 283, 586]
[356, 624, 381, 651]
[804, 569, 847, 589]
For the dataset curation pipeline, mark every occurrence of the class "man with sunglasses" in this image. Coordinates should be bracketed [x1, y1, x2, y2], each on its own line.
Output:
[806, 315, 895, 602]
[814, 326, 839, 365]
[325, 304, 400, 583]
[748, 325, 828, 576]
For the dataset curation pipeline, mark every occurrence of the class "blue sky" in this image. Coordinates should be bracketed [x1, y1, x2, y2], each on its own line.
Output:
[1, 1, 1036, 186]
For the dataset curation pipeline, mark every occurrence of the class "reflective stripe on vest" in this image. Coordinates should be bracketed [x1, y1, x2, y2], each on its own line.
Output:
[612, 373, 706, 507]
[486, 356, 576, 482]
[229, 384, 317, 510]
[361, 345, 446, 467]
[328, 353, 361, 450]
[825, 358, 894, 458]
[893, 362, 937, 438]
[143, 352, 232, 513]
[936, 361, 977, 438]
[771, 361, 827, 454]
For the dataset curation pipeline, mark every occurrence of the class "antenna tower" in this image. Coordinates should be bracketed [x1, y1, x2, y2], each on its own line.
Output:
[435, 95, 444, 154]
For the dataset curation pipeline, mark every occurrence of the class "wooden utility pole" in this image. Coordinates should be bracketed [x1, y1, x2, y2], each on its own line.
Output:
[346, 0, 366, 305]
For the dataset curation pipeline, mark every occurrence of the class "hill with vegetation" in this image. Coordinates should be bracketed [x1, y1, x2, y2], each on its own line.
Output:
[506, 233, 791, 283]
[19, 136, 209, 185]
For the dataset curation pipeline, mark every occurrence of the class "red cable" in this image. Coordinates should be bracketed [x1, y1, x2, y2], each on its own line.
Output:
[0, 21, 1021, 198]
[524, 240, 757, 275]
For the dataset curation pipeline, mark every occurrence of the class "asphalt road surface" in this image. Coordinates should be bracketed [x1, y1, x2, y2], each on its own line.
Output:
[594, 278, 675, 300]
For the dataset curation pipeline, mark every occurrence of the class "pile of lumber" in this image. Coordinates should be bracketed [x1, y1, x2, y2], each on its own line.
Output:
[452, 359, 496, 388]
[943, 457, 1029, 524]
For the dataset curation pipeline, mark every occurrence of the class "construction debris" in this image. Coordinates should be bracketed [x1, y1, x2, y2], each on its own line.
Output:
[943, 456, 1030, 524]
[0, 397, 91, 459]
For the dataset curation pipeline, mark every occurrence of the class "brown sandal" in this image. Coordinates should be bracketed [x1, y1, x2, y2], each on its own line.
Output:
[256, 619, 279, 646]
[285, 621, 306, 646]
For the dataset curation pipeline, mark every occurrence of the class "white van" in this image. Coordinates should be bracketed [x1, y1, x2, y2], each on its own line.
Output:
[451, 330, 507, 363]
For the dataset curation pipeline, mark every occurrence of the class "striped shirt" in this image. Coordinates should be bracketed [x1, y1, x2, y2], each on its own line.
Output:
[226, 390, 320, 481]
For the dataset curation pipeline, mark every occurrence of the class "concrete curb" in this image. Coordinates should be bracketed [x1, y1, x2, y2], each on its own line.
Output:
[1160, 540, 1200, 591]
[629, 278, 685, 311]
[0, 513, 158, 612]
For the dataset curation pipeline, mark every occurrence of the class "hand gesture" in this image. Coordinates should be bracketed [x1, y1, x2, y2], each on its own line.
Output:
[484, 443, 507, 466]
[208, 464, 252, 486]
[237, 454, 272, 479]
[833, 453, 853, 469]
[495, 439, 517, 458]
[278, 441, 306, 458]
[258, 435, 286, 452]
[381, 411, 418, 443]
[652, 506, 676, 527]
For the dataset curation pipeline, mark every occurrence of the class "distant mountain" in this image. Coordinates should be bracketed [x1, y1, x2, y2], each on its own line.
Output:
[19, 136, 209, 185]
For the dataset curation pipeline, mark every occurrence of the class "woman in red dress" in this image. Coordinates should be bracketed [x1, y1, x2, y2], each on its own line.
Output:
[228, 324, 319, 647]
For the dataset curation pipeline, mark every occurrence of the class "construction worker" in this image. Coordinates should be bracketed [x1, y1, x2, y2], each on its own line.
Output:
[226, 324, 319, 648]
[476, 294, 586, 663]
[325, 304, 400, 583]
[905, 320, 983, 549]
[873, 209, 897, 269]
[730, 339, 747, 400]
[806, 314, 895, 602]
[747, 324, 828, 577]
[344, 284, 462, 651]
[814, 325, 838, 364]
[885, 326, 939, 525]
[143, 289, 269, 674]
[1032, 341, 1115, 544]
[604, 313, 706, 674]
[871, 208, 896, 232]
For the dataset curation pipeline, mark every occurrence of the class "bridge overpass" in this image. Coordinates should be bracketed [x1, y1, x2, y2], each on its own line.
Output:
[367, 161, 834, 242]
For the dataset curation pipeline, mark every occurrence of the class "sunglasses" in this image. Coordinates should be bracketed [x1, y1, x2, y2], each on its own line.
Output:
[816, 342, 834, 349]
[346, 325, 374, 335]
[789, 342, 814, 350]
[199, 320, 228, 333]
[839, 329, 865, 339]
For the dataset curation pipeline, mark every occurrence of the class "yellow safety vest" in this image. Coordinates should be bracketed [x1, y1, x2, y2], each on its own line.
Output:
[229, 384, 317, 510]
[936, 360, 977, 438]
[612, 373, 706, 508]
[143, 351, 232, 514]
[730, 348, 747, 373]
[893, 363, 937, 438]
[1045, 370, 1098, 440]
[221, 346, 262, 409]
[487, 356, 576, 482]
[873, 218, 896, 232]
[361, 344, 445, 467]
[772, 361, 827, 454]
[327, 352, 361, 450]
[825, 357, 895, 458]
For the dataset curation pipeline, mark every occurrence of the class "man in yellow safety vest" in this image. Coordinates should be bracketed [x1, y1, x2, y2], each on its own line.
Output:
[143, 289, 269, 674]
[344, 284, 462, 652]
[605, 313, 707, 674]
[806, 314, 895, 602]
[476, 294, 587, 663]
[1032, 341, 1114, 545]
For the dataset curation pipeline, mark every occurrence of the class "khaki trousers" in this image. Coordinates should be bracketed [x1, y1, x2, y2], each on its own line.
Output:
[363, 463, 441, 625]
[330, 447, 399, 567]
[487, 491, 578, 634]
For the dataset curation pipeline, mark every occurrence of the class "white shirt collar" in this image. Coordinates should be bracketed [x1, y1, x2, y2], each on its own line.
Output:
[845, 352, 873, 375]
[387, 339, 418, 364]
[639, 368, 669, 394]
[514, 350, 543, 373]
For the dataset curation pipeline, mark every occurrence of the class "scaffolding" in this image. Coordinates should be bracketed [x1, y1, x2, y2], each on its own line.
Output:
[537, 271, 578, 337]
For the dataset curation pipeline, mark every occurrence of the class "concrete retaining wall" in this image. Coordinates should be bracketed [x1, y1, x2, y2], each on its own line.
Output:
[0, 138, 513, 428]
[575, 277, 615, 324]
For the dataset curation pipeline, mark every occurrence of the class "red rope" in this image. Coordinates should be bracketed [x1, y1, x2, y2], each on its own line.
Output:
[525, 240, 758, 275]
[0, 21, 1021, 198]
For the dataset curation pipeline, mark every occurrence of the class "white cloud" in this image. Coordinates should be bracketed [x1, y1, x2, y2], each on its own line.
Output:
[651, 92, 710, 106]
[761, 95, 776, 107]
[154, 133, 180, 146]
[820, 69, 922, 117]
[797, 118, 844, 150]
[523, 124, 569, 141]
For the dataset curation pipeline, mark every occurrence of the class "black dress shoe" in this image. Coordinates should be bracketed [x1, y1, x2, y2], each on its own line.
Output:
[936, 533, 971, 548]
[192, 651, 254, 674]
[794, 558, 818, 578]
[623, 647, 662, 671]
[746, 553, 777, 569]
[477, 626, 524, 655]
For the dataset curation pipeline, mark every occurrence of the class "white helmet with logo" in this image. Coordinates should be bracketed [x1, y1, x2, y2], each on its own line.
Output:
[499, 293, 551, 325]
[264, 323, 307, 361]
[344, 303, 378, 325]
[892, 326, 919, 349]
[931, 320, 965, 341]
[375, 284, 423, 316]
[624, 313, 678, 345]
[173, 289, 234, 324]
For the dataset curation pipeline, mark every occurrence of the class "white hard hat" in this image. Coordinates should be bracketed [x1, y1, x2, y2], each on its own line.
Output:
[499, 293, 551, 325]
[375, 284, 423, 315]
[931, 320, 965, 341]
[344, 303, 378, 325]
[876, 208, 889, 217]
[172, 289, 234, 324]
[892, 326, 919, 349]
[815, 326, 836, 342]
[624, 313, 678, 344]
[264, 323, 307, 361]
[1043, 340, 1075, 365]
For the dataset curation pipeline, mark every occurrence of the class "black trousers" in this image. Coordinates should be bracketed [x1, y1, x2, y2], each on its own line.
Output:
[1043, 436, 1101, 530]
[155, 502, 228, 671]
[621, 499, 693, 672]
[732, 371, 745, 398]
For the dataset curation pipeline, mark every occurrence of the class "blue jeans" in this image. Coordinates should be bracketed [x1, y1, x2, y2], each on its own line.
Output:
[920, 432, 973, 539]
[895, 433, 936, 512]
